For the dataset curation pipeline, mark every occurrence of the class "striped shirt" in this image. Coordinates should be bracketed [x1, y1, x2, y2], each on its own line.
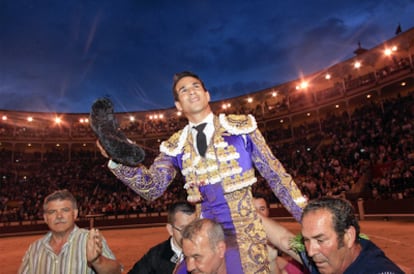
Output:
[18, 226, 116, 274]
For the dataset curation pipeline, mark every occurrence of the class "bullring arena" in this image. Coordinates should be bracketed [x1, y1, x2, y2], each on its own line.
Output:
[1, 22, 414, 274]
[1, 218, 413, 273]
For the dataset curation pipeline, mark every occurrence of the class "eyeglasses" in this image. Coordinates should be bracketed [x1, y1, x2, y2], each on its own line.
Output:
[171, 224, 183, 234]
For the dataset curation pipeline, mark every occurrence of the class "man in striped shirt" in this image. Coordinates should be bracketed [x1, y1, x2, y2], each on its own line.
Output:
[18, 189, 122, 274]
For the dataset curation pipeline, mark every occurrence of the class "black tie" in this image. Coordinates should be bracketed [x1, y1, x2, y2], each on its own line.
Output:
[194, 123, 207, 157]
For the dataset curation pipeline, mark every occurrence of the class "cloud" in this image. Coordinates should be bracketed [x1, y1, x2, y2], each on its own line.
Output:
[1, 0, 413, 113]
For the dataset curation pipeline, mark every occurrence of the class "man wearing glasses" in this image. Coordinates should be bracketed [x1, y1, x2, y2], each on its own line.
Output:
[128, 201, 197, 274]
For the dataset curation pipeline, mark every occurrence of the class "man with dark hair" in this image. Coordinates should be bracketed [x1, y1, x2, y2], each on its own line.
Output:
[301, 197, 403, 274]
[18, 189, 122, 274]
[253, 192, 271, 217]
[181, 218, 227, 274]
[128, 201, 197, 274]
[253, 193, 305, 274]
[97, 71, 306, 273]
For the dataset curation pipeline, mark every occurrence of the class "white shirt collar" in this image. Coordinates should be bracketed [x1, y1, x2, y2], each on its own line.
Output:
[189, 113, 214, 148]
[189, 112, 214, 128]
[170, 237, 182, 257]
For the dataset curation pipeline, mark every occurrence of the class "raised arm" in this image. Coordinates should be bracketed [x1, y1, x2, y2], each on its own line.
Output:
[259, 215, 302, 264]
[87, 228, 122, 274]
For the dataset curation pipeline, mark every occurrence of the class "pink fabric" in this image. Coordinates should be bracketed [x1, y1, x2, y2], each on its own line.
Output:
[284, 260, 307, 274]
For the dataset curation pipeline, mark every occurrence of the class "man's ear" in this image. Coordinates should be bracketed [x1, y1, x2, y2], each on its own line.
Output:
[206, 91, 211, 102]
[217, 241, 226, 258]
[73, 209, 79, 220]
[175, 101, 182, 112]
[166, 223, 173, 236]
[344, 226, 357, 248]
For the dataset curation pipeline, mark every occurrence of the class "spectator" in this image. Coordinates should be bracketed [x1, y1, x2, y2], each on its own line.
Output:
[253, 193, 306, 274]
[180, 218, 227, 274]
[128, 201, 197, 273]
[18, 189, 122, 274]
[300, 197, 404, 274]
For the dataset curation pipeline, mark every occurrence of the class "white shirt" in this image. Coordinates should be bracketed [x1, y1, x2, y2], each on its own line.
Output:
[170, 237, 183, 263]
[189, 112, 214, 150]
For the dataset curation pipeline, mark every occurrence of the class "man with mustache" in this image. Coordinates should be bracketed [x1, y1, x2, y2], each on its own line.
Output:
[18, 189, 122, 274]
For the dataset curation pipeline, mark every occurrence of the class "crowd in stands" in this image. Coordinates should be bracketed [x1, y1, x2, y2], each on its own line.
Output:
[0, 90, 413, 224]
[0, 157, 188, 223]
[255, 93, 414, 202]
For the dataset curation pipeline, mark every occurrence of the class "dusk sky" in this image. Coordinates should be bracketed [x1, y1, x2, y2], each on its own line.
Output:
[1, 0, 414, 114]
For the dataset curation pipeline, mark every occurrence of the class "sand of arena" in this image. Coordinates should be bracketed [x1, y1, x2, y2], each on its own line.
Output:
[1, 219, 413, 273]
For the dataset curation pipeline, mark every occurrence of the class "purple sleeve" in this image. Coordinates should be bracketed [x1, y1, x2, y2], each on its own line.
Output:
[109, 153, 178, 201]
[248, 129, 306, 221]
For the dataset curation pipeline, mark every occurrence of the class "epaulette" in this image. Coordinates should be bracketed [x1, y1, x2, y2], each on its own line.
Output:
[219, 113, 257, 135]
[159, 125, 188, 156]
